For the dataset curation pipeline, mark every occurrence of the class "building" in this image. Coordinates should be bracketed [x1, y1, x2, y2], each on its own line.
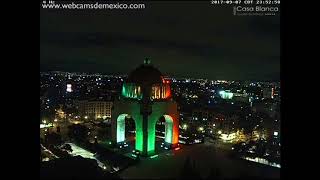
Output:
[192, 108, 216, 122]
[219, 90, 233, 99]
[262, 87, 274, 99]
[232, 92, 249, 103]
[252, 100, 279, 119]
[75, 100, 113, 120]
[111, 59, 179, 156]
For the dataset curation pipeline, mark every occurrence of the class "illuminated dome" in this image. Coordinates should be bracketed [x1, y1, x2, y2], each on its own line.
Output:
[127, 60, 163, 85]
[122, 59, 172, 100]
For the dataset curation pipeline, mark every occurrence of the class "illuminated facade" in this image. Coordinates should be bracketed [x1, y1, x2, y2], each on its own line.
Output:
[75, 100, 113, 120]
[219, 90, 233, 99]
[111, 59, 179, 156]
[66, 84, 72, 92]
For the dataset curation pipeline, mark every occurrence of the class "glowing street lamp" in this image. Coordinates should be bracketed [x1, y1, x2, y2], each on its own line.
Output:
[84, 116, 88, 119]
[218, 130, 222, 134]
[54, 119, 58, 122]
[198, 127, 204, 131]
[182, 124, 188, 130]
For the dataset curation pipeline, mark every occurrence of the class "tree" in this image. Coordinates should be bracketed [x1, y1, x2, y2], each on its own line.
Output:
[68, 124, 89, 143]
[45, 132, 62, 146]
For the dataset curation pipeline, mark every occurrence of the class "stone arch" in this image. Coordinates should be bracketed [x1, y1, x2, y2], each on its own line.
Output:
[115, 113, 144, 152]
[152, 114, 178, 152]
[163, 115, 174, 144]
[116, 114, 136, 143]
[116, 114, 129, 143]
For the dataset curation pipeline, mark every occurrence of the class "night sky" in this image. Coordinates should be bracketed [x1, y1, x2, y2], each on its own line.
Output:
[40, 1, 280, 81]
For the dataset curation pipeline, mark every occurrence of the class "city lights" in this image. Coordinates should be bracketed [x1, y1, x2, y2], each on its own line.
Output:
[182, 124, 188, 130]
[131, 154, 137, 158]
[41, 67, 281, 177]
[40, 124, 51, 129]
[66, 84, 72, 92]
[220, 133, 236, 141]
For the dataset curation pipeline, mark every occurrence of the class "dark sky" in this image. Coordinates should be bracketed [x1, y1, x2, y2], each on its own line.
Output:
[40, 1, 280, 81]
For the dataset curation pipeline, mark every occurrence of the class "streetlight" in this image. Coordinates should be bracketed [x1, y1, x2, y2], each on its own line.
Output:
[218, 130, 222, 134]
[183, 124, 188, 130]
[198, 127, 204, 131]
[54, 119, 58, 122]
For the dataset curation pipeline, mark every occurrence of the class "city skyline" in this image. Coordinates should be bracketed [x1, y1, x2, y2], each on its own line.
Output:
[40, 62, 281, 179]
[40, 69, 281, 82]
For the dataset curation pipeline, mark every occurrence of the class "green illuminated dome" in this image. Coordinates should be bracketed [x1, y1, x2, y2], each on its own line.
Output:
[127, 60, 163, 85]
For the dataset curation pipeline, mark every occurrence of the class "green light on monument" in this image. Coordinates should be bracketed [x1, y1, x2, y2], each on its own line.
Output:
[121, 84, 127, 97]
[116, 113, 144, 151]
[113, 61, 179, 157]
[116, 114, 127, 143]
[144, 58, 151, 65]
[135, 117, 143, 152]
[147, 119, 156, 154]
[164, 115, 173, 144]
[150, 154, 158, 159]
[122, 83, 142, 100]
[146, 115, 174, 154]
